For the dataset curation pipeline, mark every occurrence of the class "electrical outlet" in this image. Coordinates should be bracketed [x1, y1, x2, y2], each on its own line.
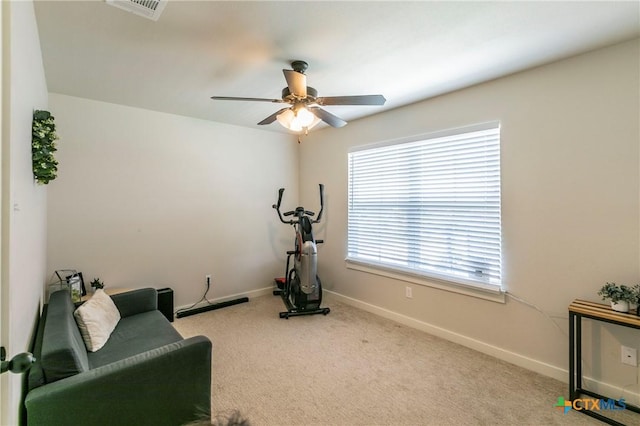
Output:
[621, 345, 637, 366]
[205, 274, 212, 286]
[405, 286, 412, 299]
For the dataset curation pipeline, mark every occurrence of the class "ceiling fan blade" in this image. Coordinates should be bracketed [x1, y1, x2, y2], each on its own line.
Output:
[258, 108, 290, 125]
[316, 94, 386, 106]
[283, 69, 307, 98]
[211, 96, 284, 103]
[308, 106, 347, 128]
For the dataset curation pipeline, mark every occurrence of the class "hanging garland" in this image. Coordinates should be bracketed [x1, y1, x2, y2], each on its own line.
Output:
[32, 110, 59, 184]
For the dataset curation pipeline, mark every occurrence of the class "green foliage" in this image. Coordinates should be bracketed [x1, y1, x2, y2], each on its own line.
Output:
[631, 284, 640, 304]
[598, 282, 638, 304]
[32, 110, 59, 184]
[90, 278, 104, 289]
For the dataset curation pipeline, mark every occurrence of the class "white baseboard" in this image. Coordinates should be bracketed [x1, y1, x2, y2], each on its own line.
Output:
[324, 290, 640, 404]
[324, 290, 568, 383]
[582, 377, 640, 406]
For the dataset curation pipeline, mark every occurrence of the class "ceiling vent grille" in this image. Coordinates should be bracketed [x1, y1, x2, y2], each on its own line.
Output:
[106, 0, 167, 21]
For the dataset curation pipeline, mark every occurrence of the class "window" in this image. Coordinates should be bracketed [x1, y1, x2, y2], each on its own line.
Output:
[347, 122, 501, 292]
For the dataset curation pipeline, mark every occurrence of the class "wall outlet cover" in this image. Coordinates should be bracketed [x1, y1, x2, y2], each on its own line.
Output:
[621, 345, 637, 366]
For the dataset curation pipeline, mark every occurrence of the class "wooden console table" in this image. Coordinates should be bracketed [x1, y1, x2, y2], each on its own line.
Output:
[569, 299, 640, 425]
[80, 287, 132, 302]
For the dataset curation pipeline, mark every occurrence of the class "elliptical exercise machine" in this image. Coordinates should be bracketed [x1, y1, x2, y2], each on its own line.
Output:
[272, 184, 330, 319]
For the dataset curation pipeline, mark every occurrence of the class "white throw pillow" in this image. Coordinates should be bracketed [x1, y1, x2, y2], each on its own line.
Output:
[74, 289, 121, 352]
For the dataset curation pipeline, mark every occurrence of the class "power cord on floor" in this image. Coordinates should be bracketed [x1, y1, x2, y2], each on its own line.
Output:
[174, 276, 215, 316]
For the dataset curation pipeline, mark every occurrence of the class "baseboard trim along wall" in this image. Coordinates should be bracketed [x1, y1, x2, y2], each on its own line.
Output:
[582, 377, 640, 406]
[325, 291, 640, 403]
[324, 290, 568, 383]
[192, 287, 565, 381]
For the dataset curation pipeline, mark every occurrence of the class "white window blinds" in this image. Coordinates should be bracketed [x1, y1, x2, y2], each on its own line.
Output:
[347, 123, 502, 290]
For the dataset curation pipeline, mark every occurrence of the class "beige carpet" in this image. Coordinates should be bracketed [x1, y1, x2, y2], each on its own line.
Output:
[173, 294, 606, 425]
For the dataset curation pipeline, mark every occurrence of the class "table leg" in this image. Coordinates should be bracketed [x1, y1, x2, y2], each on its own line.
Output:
[569, 311, 575, 400]
[576, 314, 582, 392]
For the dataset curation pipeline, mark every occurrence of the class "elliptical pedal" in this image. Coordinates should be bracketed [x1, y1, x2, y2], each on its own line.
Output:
[273, 277, 285, 296]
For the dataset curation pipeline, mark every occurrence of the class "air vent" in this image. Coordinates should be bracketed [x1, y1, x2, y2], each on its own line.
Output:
[106, 0, 167, 21]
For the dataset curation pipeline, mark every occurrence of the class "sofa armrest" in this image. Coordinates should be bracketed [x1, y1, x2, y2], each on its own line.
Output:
[110, 288, 158, 318]
[25, 335, 212, 426]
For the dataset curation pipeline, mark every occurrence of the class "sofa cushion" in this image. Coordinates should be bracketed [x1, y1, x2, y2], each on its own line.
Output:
[111, 288, 158, 318]
[41, 290, 90, 383]
[87, 310, 183, 368]
[74, 289, 121, 352]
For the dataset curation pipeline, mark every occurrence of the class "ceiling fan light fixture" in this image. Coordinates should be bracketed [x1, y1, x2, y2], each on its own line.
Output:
[295, 107, 318, 128]
[276, 107, 320, 132]
[276, 109, 295, 129]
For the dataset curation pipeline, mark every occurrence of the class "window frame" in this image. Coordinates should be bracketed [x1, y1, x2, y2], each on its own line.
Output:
[346, 122, 504, 301]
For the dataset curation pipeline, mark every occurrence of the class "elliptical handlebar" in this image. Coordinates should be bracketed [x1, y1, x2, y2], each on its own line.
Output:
[313, 184, 324, 224]
[272, 188, 292, 224]
[272, 184, 324, 225]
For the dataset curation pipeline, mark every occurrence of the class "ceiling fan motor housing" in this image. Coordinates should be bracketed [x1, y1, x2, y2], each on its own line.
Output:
[282, 86, 317, 102]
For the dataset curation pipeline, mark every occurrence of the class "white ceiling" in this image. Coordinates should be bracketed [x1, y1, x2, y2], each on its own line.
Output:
[33, 1, 639, 134]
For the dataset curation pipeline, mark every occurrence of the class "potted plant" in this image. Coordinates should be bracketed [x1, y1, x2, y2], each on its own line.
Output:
[90, 278, 104, 290]
[619, 285, 635, 312]
[629, 284, 640, 314]
[598, 282, 634, 313]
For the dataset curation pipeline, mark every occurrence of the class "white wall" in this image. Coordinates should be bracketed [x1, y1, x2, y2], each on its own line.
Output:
[46, 95, 298, 308]
[300, 39, 640, 390]
[2, 1, 49, 425]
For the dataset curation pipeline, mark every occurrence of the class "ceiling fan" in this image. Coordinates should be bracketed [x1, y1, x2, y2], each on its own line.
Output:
[211, 60, 386, 133]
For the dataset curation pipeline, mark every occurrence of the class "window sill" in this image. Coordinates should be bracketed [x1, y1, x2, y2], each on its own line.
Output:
[345, 259, 506, 304]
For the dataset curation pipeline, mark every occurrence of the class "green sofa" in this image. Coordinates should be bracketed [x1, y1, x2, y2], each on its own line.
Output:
[25, 288, 212, 426]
